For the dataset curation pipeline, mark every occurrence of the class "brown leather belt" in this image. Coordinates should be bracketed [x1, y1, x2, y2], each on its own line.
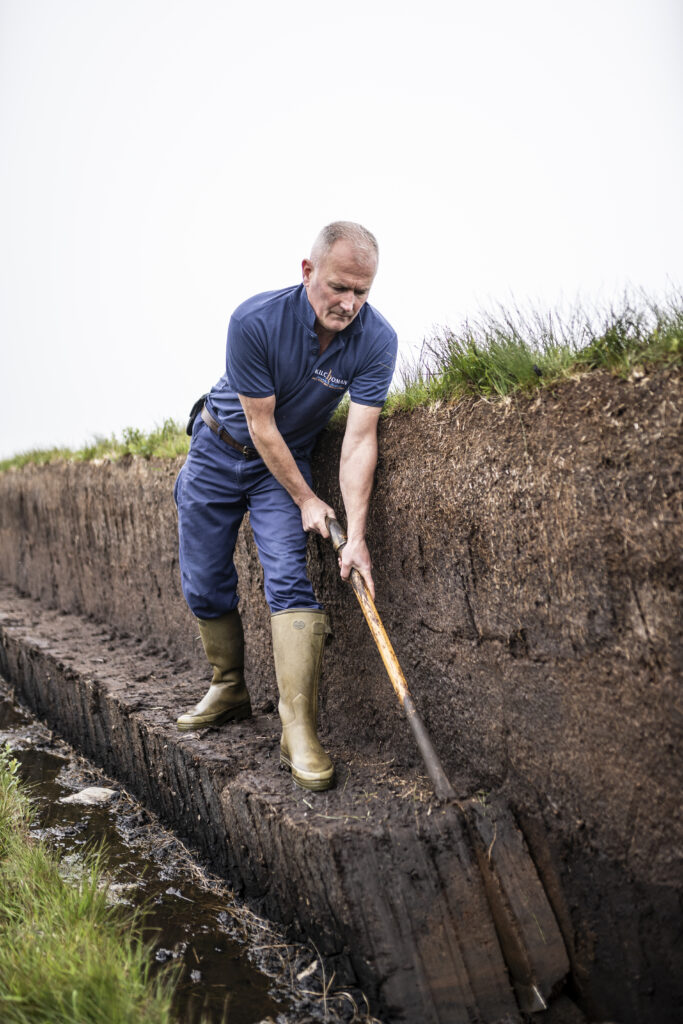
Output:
[200, 405, 259, 459]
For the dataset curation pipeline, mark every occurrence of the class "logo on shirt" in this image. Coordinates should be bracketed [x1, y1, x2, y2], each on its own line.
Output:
[312, 368, 349, 392]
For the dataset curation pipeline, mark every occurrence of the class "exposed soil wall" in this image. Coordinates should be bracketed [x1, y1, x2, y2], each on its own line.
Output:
[0, 590, 533, 1024]
[0, 366, 681, 1022]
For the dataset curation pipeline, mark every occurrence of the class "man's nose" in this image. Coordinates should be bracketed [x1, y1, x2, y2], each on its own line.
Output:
[339, 291, 355, 312]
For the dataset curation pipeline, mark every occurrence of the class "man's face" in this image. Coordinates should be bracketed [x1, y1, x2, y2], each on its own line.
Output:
[302, 240, 377, 339]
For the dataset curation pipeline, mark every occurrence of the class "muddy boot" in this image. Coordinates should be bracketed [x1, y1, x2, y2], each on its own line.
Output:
[271, 609, 334, 792]
[177, 611, 251, 730]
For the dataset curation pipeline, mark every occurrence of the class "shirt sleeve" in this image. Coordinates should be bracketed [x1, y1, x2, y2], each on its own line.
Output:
[348, 328, 398, 407]
[225, 313, 275, 398]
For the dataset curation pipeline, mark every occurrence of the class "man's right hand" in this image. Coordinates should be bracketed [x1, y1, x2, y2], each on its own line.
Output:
[300, 495, 336, 537]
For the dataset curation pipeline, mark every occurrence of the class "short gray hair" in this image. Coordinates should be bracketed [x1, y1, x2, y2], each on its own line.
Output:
[310, 221, 379, 267]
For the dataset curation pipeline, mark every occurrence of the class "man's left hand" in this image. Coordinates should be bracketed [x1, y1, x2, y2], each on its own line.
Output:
[339, 536, 375, 601]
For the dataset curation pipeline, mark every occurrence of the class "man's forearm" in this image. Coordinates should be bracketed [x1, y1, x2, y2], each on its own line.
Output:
[247, 419, 314, 508]
[339, 428, 378, 540]
[239, 393, 334, 536]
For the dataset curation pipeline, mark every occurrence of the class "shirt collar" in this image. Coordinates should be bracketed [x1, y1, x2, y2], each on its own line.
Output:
[291, 283, 365, 341]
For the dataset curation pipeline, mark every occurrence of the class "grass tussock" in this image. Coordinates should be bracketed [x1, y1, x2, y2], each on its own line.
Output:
[0, 419, 189, 474]
[0, 744, 178, 1024]
[384, 292, 682, 415]
[2, 293, 680, 470]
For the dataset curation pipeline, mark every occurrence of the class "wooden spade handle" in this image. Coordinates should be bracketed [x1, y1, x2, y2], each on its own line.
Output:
[326, 517, 456, 803]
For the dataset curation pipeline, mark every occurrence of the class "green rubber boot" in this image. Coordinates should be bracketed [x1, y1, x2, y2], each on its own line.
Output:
[177, 611, 251, 731]
[271, 609, 334, 791]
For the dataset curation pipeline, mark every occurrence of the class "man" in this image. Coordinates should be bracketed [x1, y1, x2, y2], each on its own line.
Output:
[174, 221, 398, 792]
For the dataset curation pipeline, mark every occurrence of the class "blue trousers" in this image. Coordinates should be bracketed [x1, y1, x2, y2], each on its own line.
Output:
[174, 417, 321, 618]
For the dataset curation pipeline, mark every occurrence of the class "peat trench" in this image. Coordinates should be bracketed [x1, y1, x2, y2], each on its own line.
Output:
[0, 680, 344, 1024]
[0, 584, 597, 1024]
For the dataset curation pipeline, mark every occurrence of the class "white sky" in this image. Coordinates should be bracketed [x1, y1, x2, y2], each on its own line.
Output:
[1, 0, 681, 459]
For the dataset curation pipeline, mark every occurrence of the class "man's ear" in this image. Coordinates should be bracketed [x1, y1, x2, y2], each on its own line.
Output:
[301, 258, 313, 285]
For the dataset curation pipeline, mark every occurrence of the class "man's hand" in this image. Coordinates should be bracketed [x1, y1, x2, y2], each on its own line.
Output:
[301, 495, 336, 537]
[339, 535, 375, 601]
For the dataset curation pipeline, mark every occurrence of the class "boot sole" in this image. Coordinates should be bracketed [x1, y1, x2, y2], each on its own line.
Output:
[280, 753, 334, 792]
[176, 701, 252, 731]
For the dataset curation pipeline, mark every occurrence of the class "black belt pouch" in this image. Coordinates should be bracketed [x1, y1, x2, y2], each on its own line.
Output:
[186, 393, 209, 436]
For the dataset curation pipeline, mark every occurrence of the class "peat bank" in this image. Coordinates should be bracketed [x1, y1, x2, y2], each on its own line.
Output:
[0, 366, 681, 1023]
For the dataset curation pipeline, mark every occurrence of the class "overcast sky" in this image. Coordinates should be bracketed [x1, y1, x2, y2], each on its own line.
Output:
[1, 0, 681, 460]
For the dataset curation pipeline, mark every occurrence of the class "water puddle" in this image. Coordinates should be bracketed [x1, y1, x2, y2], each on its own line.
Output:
[0, 681, 377, 1024]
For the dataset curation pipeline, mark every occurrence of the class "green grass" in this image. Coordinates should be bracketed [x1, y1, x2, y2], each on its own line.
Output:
[0, 745, 178, 1024]
[2, 294, 680, 470]
[384, 292, 681, 414]
[0, 419, 189, 473]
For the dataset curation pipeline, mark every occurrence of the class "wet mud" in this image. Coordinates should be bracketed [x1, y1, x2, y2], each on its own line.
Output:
[0, 680, 382, 1024]
[0, 365, 681, 1023]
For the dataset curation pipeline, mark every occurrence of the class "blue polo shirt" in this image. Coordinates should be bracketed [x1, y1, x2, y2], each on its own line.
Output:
[206, 284, 398, 456]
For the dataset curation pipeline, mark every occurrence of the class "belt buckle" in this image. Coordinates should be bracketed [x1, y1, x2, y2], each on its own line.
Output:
[241, 443, 250, 457]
